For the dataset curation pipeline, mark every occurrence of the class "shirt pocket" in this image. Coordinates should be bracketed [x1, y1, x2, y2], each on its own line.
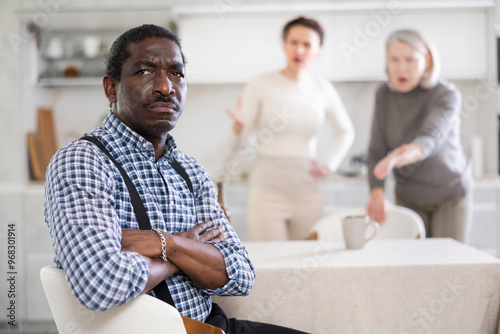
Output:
[169, 187, 197, 231]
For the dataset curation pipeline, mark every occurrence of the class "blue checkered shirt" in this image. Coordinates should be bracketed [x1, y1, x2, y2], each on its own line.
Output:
[44, 112, 255, 321]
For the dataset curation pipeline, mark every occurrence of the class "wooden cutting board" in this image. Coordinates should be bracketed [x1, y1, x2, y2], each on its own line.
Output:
[27, 132, 46, 181]
[27, 108, 58, 181]
[37, 108, 58, 168]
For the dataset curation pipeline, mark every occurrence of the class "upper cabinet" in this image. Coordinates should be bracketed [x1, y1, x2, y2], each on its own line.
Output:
[26, 1, 495, 86]
[179, 14, 287, 84]
[177, 1, 495, 84]
[331, 8, 490, 81]
[179, 13, 332, 84]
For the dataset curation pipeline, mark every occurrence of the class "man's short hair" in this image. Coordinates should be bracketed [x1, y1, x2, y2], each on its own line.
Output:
[105, 24, 185, 82]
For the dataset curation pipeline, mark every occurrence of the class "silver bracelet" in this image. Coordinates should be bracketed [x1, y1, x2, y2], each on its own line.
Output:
[153, 229, 168, 262]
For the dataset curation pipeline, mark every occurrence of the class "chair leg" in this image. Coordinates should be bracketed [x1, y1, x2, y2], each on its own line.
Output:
[181, 315, 225, 334]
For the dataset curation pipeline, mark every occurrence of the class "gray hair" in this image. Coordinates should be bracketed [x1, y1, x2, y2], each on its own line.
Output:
[386, 29, 440, 89]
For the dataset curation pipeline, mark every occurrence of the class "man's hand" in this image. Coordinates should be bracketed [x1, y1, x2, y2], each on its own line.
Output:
[122, 222, 229, 290]
[143, 255, 181, 292]
[121, 229, 160, 258]
[176, 221, 226, 243]
[121, 222, 226, 258]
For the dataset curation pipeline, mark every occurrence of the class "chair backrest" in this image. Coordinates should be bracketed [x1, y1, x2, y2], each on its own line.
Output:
[376, 205, 426, 239]
[311, 205, 426, 242]
[40, 266, 187, 334]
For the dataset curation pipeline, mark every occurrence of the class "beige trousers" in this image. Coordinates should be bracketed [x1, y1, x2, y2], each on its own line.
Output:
[246, 157, 323, 241]
[396, 192, 472, 243]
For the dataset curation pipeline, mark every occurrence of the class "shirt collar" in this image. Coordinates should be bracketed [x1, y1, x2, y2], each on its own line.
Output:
[103, 111, 178, 161]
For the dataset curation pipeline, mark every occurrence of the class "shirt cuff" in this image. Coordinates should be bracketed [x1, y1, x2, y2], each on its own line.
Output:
[412, 136, 436, 160]
[123, 251, 150, 297]
[201, 242, 248, 296]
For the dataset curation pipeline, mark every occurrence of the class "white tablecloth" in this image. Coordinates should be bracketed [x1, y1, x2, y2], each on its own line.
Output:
[213, 239, 500, 334]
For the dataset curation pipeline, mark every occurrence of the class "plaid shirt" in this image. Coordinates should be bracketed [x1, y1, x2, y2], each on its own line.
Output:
[44, 112, 255, 321]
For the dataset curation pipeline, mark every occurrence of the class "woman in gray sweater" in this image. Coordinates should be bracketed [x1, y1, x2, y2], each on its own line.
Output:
[366, 29, 472, 242]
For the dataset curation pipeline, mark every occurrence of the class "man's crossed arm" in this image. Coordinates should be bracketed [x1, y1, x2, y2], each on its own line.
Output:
[121, 221, 228, 293]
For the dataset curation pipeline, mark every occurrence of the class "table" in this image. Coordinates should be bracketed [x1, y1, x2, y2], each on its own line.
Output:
[213, 239, 500, 334]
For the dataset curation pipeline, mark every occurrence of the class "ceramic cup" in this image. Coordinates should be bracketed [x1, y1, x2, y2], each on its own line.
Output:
[83, 35, 101, 58]
[341, 215, 379, 249]
[45, 37, 63, 59]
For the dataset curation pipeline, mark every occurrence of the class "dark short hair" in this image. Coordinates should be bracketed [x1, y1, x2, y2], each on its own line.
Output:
[105, 24, 185, 82]
[282, 16, 324, 46]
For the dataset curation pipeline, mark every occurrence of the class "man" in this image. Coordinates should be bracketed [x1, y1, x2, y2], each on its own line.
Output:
[44, 24, 307, 334]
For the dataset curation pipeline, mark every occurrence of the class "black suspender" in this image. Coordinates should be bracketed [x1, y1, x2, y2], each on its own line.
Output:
[80, 136, 193, 307]
[81, 136, 153, 230]
[170, 158, 193, 193]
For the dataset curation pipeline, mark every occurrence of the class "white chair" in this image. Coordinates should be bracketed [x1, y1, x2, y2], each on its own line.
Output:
[40, 266, 224, 334]
[310, 205, 426, 241]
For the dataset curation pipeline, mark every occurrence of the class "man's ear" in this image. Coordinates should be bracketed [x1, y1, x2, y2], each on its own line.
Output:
[103, 75, 117, 105]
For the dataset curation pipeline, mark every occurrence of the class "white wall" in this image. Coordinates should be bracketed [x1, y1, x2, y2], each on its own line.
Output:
[0, 2, 24, 184]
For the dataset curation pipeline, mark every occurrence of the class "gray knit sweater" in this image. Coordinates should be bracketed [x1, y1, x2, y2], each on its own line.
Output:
[367, 80, 471, 202]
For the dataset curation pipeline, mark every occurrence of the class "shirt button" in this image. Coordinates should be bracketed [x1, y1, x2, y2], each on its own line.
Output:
[170, 201, 174, 205]
[142, 143, 148, 148]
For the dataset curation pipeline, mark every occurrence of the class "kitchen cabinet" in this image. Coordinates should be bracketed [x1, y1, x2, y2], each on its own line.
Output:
[179, 14, 290, 84]
[468, 178, 500, 256]
[0, 185, 70, 323]
[177, 2, 494, 83]
[225, 177, 390, 242]
[331, 8, 490, 81]
[0, 187, 27, 322]
[178, 13, 331, 84]
[24, 186, 54, 320]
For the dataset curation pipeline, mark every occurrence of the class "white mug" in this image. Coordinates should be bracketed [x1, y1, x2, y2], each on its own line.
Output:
[45, 37, 63, 59]
[341, 215, 379, 249]
[83, 35, 101, 58]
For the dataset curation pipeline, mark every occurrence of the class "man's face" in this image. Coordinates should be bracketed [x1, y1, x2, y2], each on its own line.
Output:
[109, 37, 187, 140]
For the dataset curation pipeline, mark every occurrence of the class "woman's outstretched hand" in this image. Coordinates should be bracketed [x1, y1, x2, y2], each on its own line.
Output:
[373, 143, 424, 180]
[225, 96, 244, 135]
[373, 144, 408, 180]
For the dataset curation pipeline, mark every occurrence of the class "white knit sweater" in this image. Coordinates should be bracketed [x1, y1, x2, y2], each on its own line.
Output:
[235, 71, 354, 172]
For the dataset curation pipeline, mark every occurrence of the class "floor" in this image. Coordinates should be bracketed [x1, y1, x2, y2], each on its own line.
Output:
[0, 321, 57, 334]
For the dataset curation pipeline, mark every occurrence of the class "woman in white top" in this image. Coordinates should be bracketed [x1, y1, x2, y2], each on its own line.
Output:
[227, 16, 355, 241]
